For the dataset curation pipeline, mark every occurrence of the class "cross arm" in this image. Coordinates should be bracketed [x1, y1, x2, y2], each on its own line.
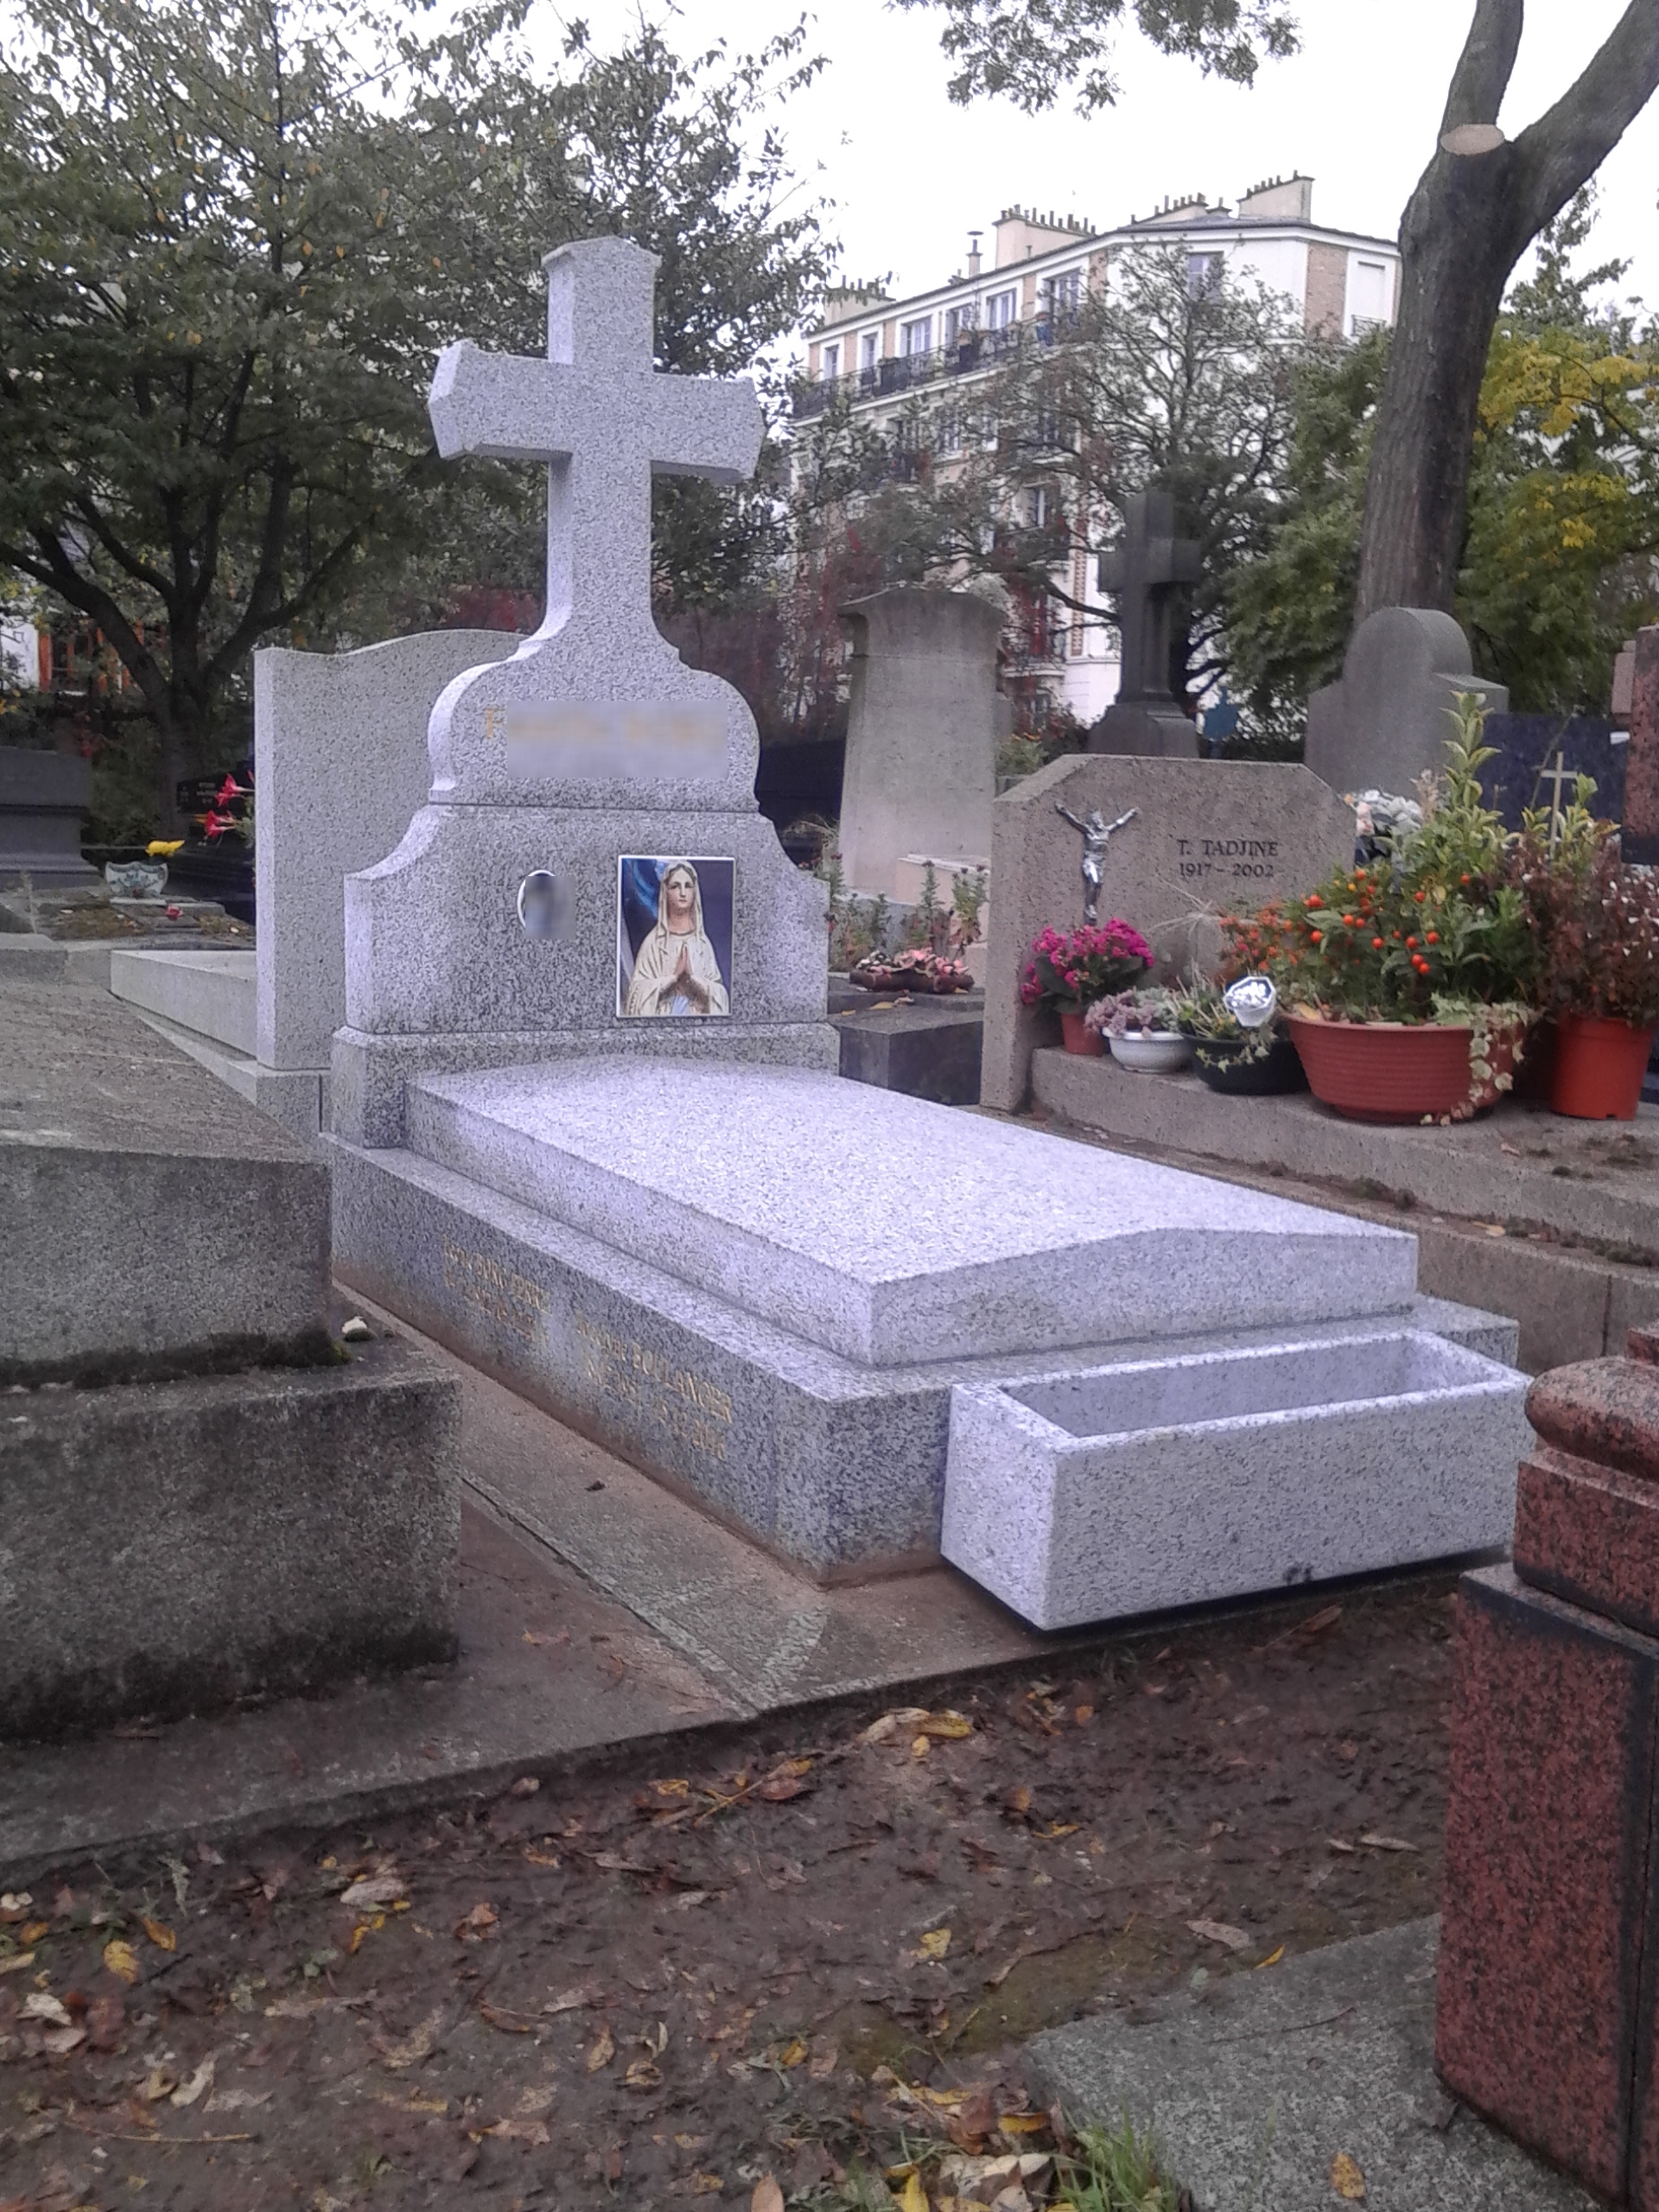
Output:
[645, 375, 764, 486]
[429, 341, 562, 461]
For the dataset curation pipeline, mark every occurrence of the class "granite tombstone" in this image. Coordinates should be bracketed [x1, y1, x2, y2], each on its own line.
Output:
[1305, 607, 1508, 798]
[836, 586, 1002, 903]
[329, 234, 1524, 1601]
[982, 751, 1356, 1112]
[1087, 486, 1201, 759]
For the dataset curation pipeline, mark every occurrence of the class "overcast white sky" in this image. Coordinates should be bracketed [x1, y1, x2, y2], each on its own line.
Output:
[543, 0, 1659, 336]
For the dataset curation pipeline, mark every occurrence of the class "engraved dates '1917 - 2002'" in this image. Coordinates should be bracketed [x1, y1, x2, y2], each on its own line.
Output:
[1176, 835, 1278, 884]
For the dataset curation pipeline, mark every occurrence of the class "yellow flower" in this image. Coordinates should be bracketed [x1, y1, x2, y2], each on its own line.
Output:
[146, 839, 184, 857]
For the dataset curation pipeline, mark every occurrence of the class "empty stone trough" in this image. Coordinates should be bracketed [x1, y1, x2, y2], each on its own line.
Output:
[942, 1329, 1531, 1630]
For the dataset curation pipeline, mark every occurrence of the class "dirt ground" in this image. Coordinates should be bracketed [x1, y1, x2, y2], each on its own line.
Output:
[0, 1571, 1459, 2211]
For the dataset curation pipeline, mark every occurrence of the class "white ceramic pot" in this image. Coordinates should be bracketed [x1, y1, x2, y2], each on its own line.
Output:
[1109, 1031, 1193, 1074]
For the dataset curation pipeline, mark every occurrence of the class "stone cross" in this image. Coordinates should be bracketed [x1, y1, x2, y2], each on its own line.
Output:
[1096, 486, 1200, 704]
[1535, 748, 1572, 852]
[428, 238, 761, 635]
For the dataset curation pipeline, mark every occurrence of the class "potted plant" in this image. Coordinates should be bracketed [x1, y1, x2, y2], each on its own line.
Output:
[1020, 918, 1153, 1055]
[1250, 696, 1538, 1123]
[1087, 986, 1192, 1072]
[850, 946, 972, 995]
[1515, 808, 1659, 1118]
[1170, 975, 1307, 1095]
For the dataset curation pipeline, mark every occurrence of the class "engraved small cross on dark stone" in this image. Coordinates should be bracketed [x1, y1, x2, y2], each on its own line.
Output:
[1097, 486, 1200, 706]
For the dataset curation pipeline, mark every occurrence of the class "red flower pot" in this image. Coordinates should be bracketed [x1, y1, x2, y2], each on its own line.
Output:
[1550, 1012, 1656, 1121]
[1286, 1014, 1486, 1124]
[1058, 1008, 1103, 1056]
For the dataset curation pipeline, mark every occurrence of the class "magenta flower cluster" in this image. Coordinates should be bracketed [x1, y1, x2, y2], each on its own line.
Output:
[1020, 918, 1153, 1007]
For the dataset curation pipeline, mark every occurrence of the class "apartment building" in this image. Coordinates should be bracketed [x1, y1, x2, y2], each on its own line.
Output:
[794, 175, 1401, 727]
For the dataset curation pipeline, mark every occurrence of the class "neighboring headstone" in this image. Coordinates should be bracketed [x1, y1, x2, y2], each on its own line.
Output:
[1305, 607, 1508, 797]
[981, 753, 1356, 1112]
[330, 234, 1522, 1593]
[0, 974, 458, 1737]
[1478, 712, 1625, 833]
[1437, 1337, 1659, 2202]
[837, 587, 1001, 898]
[1611, 635, 1637, 728]
[1088, 487, 1201, 759]
[0, 747, 96, 887]
[104, 630, 518, 1141]
[1622, 625, 1659, 865]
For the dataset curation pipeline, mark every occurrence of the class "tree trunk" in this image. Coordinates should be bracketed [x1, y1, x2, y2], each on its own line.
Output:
[1356, 0, 1659, 625]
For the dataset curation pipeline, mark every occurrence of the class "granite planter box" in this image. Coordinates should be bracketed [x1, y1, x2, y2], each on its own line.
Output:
[941, 1328, 1529, 1630]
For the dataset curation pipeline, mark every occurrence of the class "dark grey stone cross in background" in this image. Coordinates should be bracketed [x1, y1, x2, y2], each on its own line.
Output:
[1088, 486, 1201, 759]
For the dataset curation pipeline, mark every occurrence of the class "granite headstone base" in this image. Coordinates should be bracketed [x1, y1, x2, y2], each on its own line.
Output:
[1, 1336, 461, 1738]
[836, 994, 985, 1106]
[0, 747, 96, 887]
[328, 1058, 1518, 1584]
[1086, 702, 1200, 757]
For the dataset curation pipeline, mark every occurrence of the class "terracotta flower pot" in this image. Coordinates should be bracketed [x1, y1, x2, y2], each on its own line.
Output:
[1286, 1014, 1485, 1124]
[1551, 1012, 1656, 1121]
[1058, 1007, 1103, 1056]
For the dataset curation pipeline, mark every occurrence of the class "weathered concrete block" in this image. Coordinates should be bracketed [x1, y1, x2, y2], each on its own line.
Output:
[0, 1335, 461, 1738]
[1, 978, 329, 1382]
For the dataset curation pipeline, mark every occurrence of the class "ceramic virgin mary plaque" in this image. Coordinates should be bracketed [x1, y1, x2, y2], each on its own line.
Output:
[616, 856, 734, 1019]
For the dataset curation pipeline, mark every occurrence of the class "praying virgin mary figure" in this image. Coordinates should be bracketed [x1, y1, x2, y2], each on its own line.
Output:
[622, 859, 731, 1018]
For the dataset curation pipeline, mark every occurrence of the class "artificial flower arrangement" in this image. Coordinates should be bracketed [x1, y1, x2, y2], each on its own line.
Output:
[849, 946, 971, 995]
[1167, 974, 1308, 1095]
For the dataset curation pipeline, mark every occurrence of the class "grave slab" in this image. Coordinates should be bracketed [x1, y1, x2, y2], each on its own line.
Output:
[0, 975, 328, 1382]
[943, 1328, 1528, 1630]
[109, 945, 257, 1055]
[333, 1103, 1507, 1580]
[1027, 1918, 1598, 2212]
[403, 1059, 1414, 1368]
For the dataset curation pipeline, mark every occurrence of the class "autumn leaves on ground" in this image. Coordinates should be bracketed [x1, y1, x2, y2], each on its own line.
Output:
[0, 1576, 1455, 2210]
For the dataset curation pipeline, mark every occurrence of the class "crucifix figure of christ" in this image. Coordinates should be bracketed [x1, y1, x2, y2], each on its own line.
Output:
[428, 238, 761, 647]
[1096, 486, 1201, 706]
[1055, 801, 1139, 925]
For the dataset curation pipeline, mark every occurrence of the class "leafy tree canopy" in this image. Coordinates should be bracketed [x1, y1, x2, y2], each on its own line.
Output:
[0, 0, 830, 830]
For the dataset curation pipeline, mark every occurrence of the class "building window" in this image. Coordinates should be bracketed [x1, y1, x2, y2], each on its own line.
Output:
[902, 315, 932, 357]
[861, 331, 879, 369]
[1185, 251, 1224, 300]
[821, 340, 840, 381]
[1350, 257, 1390, 333]
[987, 289, 1016, 331]
[944, 303, 977, 348]
[1042, 269, 1080, 321]
[935, 405, 962, 454]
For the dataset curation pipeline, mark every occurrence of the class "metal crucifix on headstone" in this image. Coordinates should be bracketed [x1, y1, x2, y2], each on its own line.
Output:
[429, 238, 760, 636]
[1088, 486, 1202, 759]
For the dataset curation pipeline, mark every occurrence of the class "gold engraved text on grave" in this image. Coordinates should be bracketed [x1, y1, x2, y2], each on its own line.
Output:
[572, 1310, 732, 1461]
[440, 1238, 550, 1344]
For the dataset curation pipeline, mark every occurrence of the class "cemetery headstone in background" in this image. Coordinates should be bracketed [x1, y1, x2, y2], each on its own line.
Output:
[1622, 625, 1659, 866]
[1478, 711, 1625, 833]
[836, 586, 1002, 901]
[1305, 607, 1508, 798]
[982, 753, 1356, 1111]
[102, 630, 520, 1141]
[0, 747, 96, 887]
[1087, 486, 1201, 759]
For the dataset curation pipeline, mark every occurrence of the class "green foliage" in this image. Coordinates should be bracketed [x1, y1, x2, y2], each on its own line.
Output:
[1224, 192, 1659, 729]
[892, 0, 1296, 113]
[0, 0, 830, 828]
